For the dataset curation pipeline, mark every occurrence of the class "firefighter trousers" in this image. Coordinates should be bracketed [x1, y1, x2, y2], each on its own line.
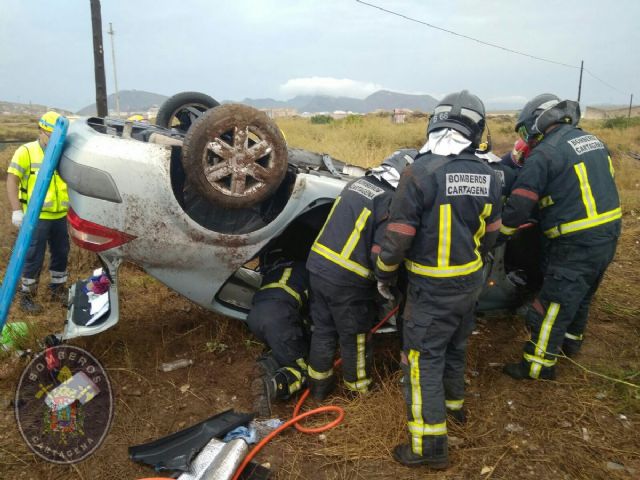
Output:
[402, 281, 479, 455]
[246, 298, 309, 370]
[523, 239, 618, 378]
[308, 274, 376, 393]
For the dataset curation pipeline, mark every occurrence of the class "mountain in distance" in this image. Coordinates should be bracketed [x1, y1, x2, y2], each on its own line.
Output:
[0, 101, 73, 116]
[236, 90, 439, 113]
[67, 89, 529, 116]
[294, 94, 369, 113]
[364, 90, 437, 112]
[77, 90, 169, 115]
[76, 89, 438, 116]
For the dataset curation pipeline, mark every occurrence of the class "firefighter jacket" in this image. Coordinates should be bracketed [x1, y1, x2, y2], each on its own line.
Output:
[500, 125, 621, 246]
[306, 175, 394, 287]
[7, 140, 69, 220]
[253, 261, 309, 309]
[375, 151, 503, 291]
[489, 161, 517, 200]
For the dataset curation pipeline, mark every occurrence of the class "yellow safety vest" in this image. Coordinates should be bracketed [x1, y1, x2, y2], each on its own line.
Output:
[7, 140, 69, 220]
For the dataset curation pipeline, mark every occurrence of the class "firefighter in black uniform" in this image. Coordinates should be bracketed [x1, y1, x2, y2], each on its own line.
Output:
[500, 94, 621, 380]
[375, 91, 503, 469]
[478, 151, 517, 200]
[248, 250, 310, 415]
[306, 149, 418, 400]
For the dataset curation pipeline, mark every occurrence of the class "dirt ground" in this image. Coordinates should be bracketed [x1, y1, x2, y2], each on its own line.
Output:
[0, 133, 639, 479]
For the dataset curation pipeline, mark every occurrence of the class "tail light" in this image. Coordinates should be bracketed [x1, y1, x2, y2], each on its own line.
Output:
[67, 208, 136, 252]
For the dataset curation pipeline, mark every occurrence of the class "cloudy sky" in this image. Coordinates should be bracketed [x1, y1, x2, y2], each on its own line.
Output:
[1, 0, 638, 112]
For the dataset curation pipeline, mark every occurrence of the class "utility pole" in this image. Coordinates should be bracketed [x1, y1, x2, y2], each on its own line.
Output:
[628, 94, 634, 119]
[90, 0, 108, 117]
[577, 60, 584, 103]
[107, 22, 121, 118]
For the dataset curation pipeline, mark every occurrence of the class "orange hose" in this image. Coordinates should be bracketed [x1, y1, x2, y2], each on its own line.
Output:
[232, 304, 400, 480]
[231, 403, 344, 480]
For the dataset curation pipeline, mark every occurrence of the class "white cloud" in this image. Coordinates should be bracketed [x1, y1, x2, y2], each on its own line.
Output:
[280, 77, 384, 99]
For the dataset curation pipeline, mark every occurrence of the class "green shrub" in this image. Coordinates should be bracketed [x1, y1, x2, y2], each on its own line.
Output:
[310, 114, 333, 125]
[343, 114, 364, 125]
[602, 116, 640, 129]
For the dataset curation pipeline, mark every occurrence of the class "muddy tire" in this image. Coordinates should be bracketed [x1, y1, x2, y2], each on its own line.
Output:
[182, 104, 288, 209]
[155, 91, 220, 134]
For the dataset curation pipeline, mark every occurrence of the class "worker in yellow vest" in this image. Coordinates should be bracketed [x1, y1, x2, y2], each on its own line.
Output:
[5, 111, 70, 313]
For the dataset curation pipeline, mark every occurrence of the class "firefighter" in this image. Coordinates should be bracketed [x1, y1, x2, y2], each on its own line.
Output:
[500, 94, 621, 380]
[477, 149, 516, 200]
[306, 149, 418, 401]
[5, 111, 70, 313]
[248, 250, 310, 416]
[375, 91, 502, 469]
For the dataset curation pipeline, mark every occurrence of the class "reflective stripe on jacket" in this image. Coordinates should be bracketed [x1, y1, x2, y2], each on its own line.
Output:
[376, 151, 502, 285]
[501, 125, 620, 244]
[306, 176, 394, 286]
[7, 140, 69, 220]
[253, 261, 309, 309]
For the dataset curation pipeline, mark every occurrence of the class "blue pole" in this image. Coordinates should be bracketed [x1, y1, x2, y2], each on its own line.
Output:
[0, 116, 69, 332]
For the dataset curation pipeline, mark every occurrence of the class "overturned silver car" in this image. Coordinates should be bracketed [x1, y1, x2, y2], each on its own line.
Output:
[58, 92, 536, 340]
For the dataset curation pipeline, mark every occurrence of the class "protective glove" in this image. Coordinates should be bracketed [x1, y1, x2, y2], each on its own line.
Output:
[377, 280, 395, 302]
[11, 210, 24, 228]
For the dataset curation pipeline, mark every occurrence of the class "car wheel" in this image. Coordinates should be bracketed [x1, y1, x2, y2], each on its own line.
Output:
[155, 91, 220, 134]
[182, 104, 288, 209]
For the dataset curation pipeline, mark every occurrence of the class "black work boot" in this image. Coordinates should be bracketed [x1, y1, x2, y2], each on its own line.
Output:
[253, 354, 280, 378]
[392, 437, 449, 469]
[19, 291, 43, 314]
[251, 375, 276, 417]
[252, 367, 304, 416]
[503, 361, 556, 381]
[447, 408, 467, 425]
[49, 284, 68, 305]
[309, 375, 336, 401]
[251, 355, 281, 417]
[561, 339, 582, 358]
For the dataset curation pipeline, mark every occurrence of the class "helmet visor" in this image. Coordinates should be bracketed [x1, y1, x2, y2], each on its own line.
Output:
[517, 124, 529, 141]
[433, 105, 484, 125]
[518, 124, 544, 147]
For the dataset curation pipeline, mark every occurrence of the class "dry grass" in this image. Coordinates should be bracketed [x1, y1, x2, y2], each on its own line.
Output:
[277, 115, 426, 169]
[0, 114, 40, 183]
[271, 113, 640, 479]
[0, 113, 638, 479]
[0, 114, 39, 142]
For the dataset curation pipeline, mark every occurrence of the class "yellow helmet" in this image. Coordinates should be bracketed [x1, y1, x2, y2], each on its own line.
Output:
[39, 111, 61, 132]
[127, 114, 145, 122]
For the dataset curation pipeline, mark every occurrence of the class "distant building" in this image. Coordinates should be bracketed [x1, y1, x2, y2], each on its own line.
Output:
[262, 108, 297, 118]
[392, 108, 412, 124]
[330, 111, 362, 119]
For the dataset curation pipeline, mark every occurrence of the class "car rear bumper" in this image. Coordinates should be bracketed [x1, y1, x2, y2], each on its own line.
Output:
[63, 257, 121, 340]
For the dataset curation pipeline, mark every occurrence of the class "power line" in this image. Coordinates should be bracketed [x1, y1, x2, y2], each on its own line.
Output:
[583, 69, 628, 95]
[356, 0, 631, 98]
[355, 0, 579, 69]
